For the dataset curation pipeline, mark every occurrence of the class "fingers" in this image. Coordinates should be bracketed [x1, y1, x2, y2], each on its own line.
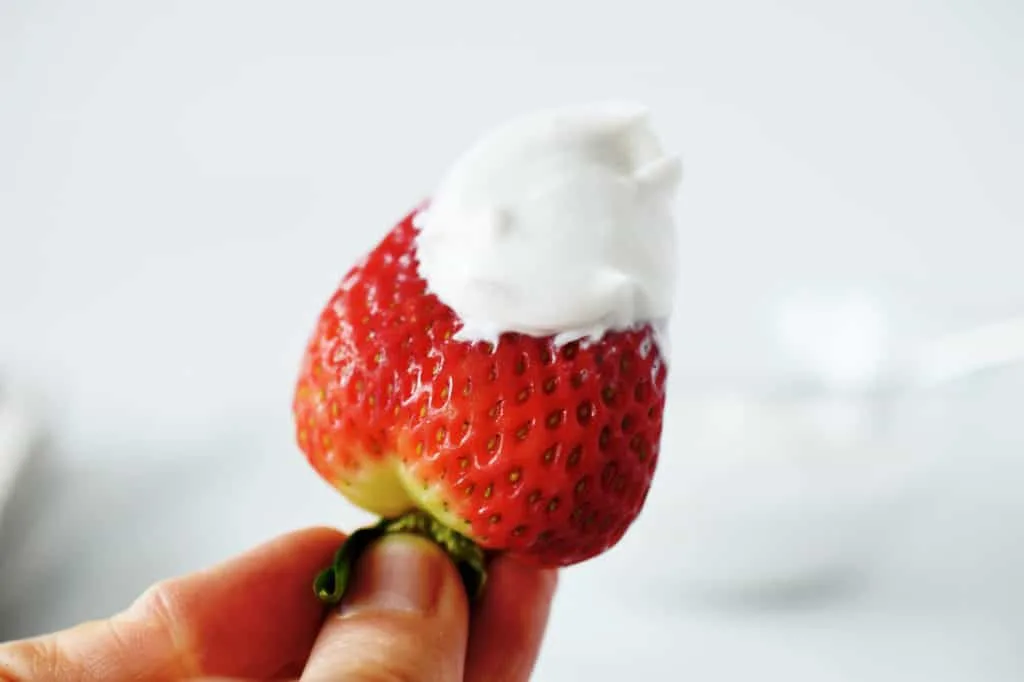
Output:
[464, 556, 558, 682]
[301, 535, 470, 682]
[0, 526, 559, 682]
[0, 526, 345, 681]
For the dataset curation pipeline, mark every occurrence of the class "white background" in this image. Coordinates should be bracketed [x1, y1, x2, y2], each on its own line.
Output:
[1, 1, 1022, 680]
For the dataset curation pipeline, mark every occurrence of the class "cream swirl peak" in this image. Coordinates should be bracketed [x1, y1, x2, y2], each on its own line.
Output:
[415, 103, 681, 353]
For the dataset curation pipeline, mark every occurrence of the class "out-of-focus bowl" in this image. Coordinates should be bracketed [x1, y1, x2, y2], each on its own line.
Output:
[608, 384, 934, 600]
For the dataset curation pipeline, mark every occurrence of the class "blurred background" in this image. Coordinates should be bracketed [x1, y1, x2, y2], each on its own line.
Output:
[1, 1, 1022, 679]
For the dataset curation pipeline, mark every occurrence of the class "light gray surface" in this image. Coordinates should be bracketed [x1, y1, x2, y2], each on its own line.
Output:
[2, 1, 1023, 679]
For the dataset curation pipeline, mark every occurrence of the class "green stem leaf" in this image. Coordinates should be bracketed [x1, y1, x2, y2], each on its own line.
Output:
[313, 510, 488, 605]
[313, 523, 388, 604]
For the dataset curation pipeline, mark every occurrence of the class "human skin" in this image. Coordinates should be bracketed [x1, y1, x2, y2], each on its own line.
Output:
[0, 527, 557, 681]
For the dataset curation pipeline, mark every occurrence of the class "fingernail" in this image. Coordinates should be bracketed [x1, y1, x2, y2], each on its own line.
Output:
[340, 535, 444, 615]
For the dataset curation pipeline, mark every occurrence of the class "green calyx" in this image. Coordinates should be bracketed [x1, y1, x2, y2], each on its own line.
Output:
[313, 509, 487, 605]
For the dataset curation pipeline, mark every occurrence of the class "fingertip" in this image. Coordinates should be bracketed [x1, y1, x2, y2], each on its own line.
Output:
[465, 555, 558, 682]
[300, 535, 470, 681]
[341, 534, 468, 618]
[0, 527, 356, 682]
[128, 525, 352, 678]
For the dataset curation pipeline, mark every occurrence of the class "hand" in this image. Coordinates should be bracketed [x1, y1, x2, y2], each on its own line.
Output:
[0, 527, 557, 681]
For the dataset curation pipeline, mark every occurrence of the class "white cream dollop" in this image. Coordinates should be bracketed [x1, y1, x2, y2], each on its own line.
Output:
[415, 102, 680, 353]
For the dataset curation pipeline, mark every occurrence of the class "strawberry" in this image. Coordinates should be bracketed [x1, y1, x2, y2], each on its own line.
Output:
[295, 207, 667, 600]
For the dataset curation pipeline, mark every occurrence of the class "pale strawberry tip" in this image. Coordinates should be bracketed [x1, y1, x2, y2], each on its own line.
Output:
[313, 509, 488, 605]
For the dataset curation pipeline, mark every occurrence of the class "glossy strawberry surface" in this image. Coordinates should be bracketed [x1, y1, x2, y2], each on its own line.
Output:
[294, 208, 667, 567]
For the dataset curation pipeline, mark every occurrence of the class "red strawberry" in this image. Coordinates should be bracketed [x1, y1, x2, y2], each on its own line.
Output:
[295, 207, 667, 597]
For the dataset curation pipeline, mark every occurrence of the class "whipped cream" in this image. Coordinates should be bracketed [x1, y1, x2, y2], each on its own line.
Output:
[415, 102, 680, 355]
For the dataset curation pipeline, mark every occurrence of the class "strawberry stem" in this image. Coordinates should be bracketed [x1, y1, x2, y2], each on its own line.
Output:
[312, 523, 388, 604]
[313, 510, 487, 605]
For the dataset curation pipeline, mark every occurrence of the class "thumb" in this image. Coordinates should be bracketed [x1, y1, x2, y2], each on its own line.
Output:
[301, 534, 470, 681]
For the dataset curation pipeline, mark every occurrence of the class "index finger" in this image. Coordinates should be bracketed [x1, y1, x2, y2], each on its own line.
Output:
[0, 526, 345, 681]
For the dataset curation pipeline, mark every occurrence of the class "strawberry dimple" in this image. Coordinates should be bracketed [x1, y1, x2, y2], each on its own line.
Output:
[294, 207, 667, 568]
